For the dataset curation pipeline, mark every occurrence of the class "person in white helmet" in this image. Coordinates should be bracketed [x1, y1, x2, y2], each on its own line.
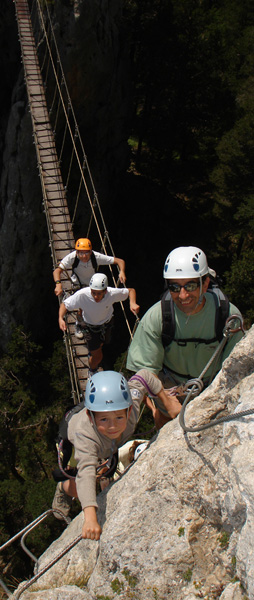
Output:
[127, 246, 243, 429]
[52, 369, 180, 539]
[59, 273, 139, 376]
[53, 237, 126, 339]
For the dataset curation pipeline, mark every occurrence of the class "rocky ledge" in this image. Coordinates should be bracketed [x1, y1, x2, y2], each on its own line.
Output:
[14, 326, 254, 600]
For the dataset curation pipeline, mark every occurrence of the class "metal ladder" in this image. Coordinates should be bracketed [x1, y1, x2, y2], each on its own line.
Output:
[0, 510, 82, 598]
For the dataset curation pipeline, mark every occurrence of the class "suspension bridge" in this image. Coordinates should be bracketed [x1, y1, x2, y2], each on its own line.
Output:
[13, 0, 135, 403]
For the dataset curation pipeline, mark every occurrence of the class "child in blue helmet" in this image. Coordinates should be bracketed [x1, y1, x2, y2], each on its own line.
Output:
[52, 369, 181, 540]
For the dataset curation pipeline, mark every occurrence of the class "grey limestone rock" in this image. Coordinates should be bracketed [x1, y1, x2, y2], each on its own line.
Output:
[14, 327, 254, 600]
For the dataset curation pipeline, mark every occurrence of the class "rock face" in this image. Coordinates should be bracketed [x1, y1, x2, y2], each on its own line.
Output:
[0, 0, 131, 350]
[14, 327, 254, 600]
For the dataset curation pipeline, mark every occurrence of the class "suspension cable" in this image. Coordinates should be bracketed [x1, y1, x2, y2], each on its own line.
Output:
[36, 1, 120, 259]
[71, 160, 86, 225]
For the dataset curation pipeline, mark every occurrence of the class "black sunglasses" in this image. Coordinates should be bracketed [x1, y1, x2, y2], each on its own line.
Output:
[167, 281, 199, 293]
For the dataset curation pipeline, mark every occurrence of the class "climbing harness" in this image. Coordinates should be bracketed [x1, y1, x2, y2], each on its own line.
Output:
[178, 315, 252, 432]
[75, 317, 115, 344]
[55, 437, 119, 482]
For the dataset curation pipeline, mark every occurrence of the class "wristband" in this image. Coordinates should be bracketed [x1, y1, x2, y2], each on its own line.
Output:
[55, 280, 61, 284]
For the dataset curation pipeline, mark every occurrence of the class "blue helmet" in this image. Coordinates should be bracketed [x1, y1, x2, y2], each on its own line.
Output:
[85, 371, 132, 412]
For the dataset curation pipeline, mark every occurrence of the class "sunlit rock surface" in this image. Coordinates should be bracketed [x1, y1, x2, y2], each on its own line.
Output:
[14, 328, 254, 600]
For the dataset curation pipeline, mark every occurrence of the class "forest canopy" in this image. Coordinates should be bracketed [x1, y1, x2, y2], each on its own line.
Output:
[121, 0, 254, 324]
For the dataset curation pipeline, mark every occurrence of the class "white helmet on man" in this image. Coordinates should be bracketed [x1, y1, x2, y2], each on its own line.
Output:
[89, 273, 108, 290]
[163, 246, 209, 280]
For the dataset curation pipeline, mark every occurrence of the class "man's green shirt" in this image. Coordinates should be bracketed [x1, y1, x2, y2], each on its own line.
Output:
[127, 293, 243, 383]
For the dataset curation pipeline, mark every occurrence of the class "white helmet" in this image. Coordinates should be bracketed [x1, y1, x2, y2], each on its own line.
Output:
[163, 246, 209, 279]
[90, 273, 108, 290]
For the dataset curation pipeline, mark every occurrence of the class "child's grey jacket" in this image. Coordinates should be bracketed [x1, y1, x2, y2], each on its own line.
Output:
[67, 369, 162, 509]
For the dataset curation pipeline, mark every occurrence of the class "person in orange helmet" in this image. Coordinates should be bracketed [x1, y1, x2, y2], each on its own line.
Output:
[53, 238, 126, 338]
[53, 238, 126, 296]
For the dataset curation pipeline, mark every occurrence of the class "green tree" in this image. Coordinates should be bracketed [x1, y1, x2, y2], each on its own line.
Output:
[0, 328, 73, 584]
[122, 0, 254, 323]
[209, 20, 254, 315]
[224, 250, 254, 328]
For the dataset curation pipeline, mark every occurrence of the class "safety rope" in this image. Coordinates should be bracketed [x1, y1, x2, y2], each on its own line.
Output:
[71, 158, 85, 224]
[59, 101, 70, 164]
[117, 313, 140, 373]
[178, 315, 251, 432]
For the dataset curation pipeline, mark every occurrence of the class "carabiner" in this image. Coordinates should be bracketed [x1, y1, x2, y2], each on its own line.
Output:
[223, 314, 245, 337]
[182, 378, 204, 398]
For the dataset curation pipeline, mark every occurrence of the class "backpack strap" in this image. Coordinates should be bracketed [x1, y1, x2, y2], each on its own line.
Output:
[207, 288, 229, 342]
[52, 402, 85, 481]
[90, 251, 98, 273]
[72, 251, 98, 284]
[71, 253, 82, 286]
[161, 288, 230, 348]
[71, 250, 99, 272]
[161, 290, 175, 348]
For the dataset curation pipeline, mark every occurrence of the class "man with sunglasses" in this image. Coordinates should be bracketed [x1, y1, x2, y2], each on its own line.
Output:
[127, 246, 243, 429]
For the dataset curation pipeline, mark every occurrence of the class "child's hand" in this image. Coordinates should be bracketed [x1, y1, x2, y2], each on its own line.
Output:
[159, 389, 182, 420]
[82, 519, 102, 540]
[83, 507, 102, 540]
[165, 395, 182, 419]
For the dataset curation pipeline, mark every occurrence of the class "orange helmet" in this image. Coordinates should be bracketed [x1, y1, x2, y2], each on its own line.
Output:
[75, 238, 92, 251]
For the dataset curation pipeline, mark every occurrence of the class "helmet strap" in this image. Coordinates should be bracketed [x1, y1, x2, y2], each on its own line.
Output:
[184, 277, 204, 323]
[196, 276, 204, 306]
[127, 405, 132, 420]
